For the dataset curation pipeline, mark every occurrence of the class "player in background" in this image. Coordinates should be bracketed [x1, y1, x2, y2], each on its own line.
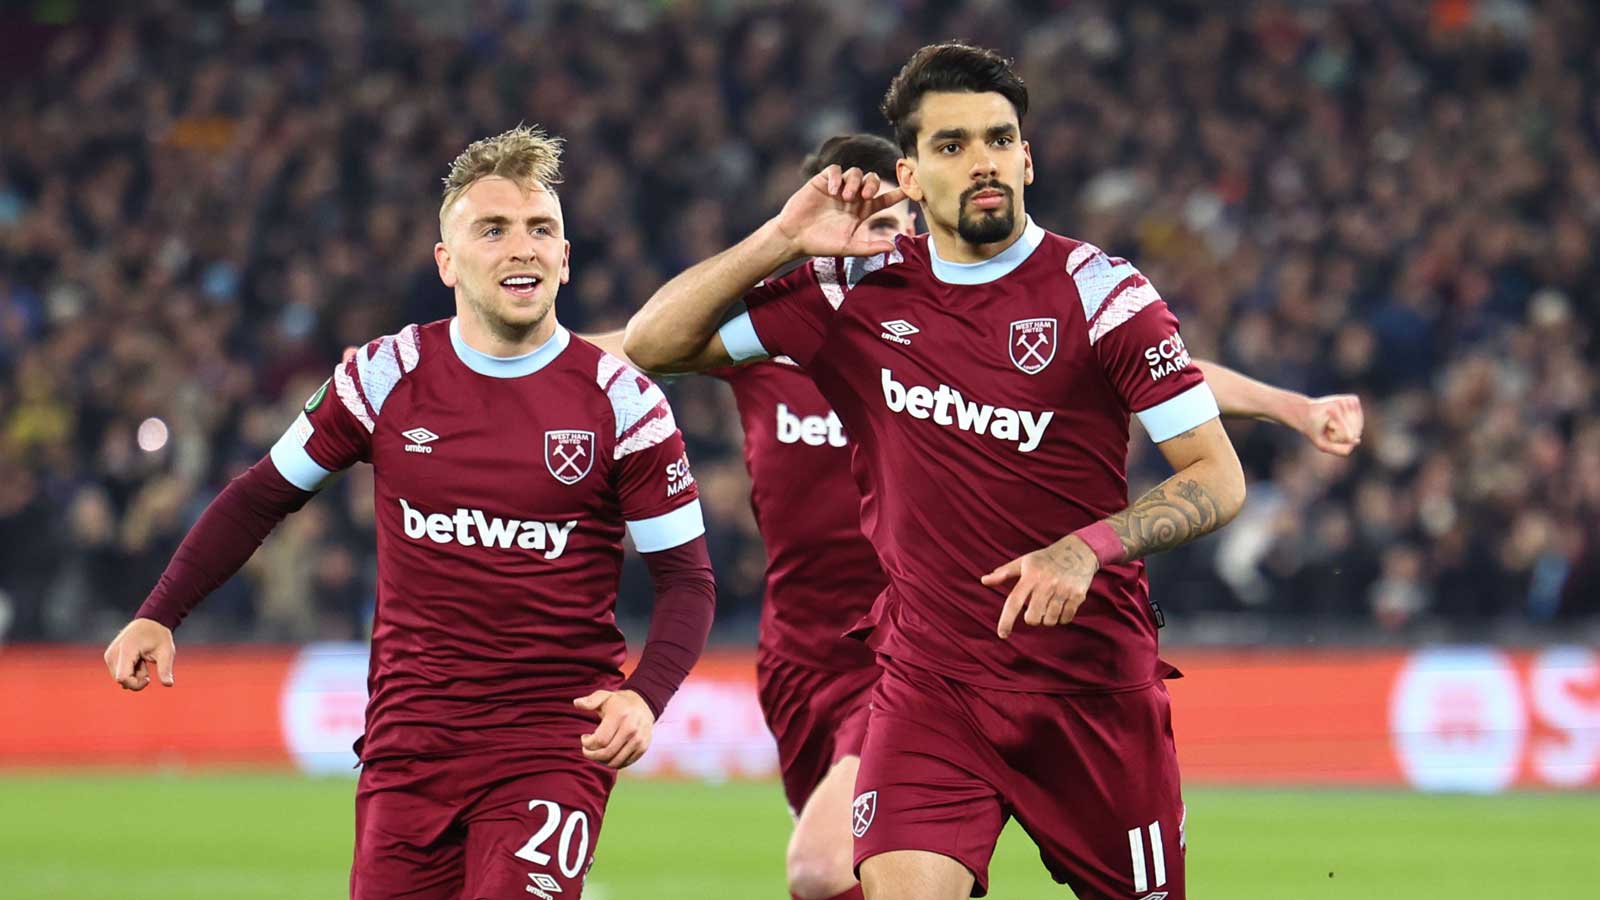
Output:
[596, 132, 1357, 899]
[623, 42, 1262, 899]
[101, 126, 716, 900]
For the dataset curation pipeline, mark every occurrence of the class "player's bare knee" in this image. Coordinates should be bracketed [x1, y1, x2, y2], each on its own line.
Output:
[785, 832, 855, 899]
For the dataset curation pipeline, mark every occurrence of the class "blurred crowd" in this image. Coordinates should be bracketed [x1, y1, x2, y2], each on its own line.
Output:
[1, 0, 1596, 645]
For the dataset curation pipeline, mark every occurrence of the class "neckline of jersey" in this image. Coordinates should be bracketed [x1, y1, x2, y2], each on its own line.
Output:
[448, 316, 570, 378]
[926, 216, 1046, 285]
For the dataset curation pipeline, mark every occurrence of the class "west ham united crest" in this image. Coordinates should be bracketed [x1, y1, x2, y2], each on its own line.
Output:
[1009, 317, 1058, 374]
[851, 790, 878, 838]
[544, 430, 595, 484]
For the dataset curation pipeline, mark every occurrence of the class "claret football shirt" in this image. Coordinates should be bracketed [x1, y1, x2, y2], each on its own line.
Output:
[271, 318, 704, 760]
[717, 220, 1218, 693]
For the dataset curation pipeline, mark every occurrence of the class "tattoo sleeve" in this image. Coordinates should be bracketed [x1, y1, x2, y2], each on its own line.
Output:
[1105, 476, 1224, 562]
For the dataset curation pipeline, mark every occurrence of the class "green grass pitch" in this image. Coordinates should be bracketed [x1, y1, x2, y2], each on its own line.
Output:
[0, 772, 1593, 898]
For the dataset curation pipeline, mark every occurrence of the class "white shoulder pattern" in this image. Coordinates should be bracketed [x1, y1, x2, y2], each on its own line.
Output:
[1066, 243, 1163, 346]
[814, 248, 905, 310]
[333, 324, 422, 433]
[597, 353, 676, 459]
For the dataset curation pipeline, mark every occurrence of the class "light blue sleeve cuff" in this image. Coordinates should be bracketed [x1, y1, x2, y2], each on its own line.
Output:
[717, 313, 770, 363]
[627, 500, 706, 552]
[269, 413, 335, 491]
[1136, 383, 1221, 443]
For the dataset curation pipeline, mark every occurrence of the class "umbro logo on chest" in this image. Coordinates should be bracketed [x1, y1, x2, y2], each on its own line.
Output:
[878, 319, 919, 345]
[402, 427, 439, 454]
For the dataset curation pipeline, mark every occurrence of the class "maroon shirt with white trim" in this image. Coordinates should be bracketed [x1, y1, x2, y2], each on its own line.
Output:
[710, 359, 882, 672]
[275, 318, 704, 761]
[731, 222, 1219, 693]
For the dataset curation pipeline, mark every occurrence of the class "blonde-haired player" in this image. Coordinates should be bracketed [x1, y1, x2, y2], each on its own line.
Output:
[104, 125, 717, 899]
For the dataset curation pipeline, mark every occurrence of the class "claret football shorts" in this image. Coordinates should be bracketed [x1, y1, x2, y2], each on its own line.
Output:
[351, 747, 616, 900]
[756, 647, 880, 813]
[851, 660, 1186, 899]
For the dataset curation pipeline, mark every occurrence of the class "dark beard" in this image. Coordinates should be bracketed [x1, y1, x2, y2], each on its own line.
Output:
[956, 182, 1015, 244]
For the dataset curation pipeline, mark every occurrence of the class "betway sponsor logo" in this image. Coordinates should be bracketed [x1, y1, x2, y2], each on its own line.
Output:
[880, 369, 1052, 453]
[399, 498, 575, 559]
[776, 403, 848, 447]
[1144, 333, 1191, 381]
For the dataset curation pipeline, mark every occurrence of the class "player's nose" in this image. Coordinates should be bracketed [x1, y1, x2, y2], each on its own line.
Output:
[506, 233, 543, 264]
[970, 150, 999, 180]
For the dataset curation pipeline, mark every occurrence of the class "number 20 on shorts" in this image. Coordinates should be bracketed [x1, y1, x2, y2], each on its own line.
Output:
[515, 799, 592, 880]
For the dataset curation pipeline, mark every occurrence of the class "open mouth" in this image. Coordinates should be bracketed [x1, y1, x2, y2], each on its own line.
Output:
[500, 274, 542, 297]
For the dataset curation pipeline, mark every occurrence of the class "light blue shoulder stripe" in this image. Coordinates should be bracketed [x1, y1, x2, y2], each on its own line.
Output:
[627, 500, 706, 552]
[1137, 383, 1221, 443]
[269, 414, 335, 490]
[717, 313, 770, 362]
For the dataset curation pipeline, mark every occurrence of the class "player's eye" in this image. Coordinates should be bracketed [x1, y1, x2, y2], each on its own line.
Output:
[994, 136, 1013, 147]
[533, 226, 551, 236]
[484, 226, 502, 238]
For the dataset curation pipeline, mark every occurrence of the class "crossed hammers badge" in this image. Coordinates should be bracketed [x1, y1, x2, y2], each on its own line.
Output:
[1009, 317, 1058, 375]
[544, 430, 596, 485]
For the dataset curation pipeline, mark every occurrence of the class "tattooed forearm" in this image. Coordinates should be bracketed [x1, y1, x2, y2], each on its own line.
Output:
[1105, 477, 1225, 562]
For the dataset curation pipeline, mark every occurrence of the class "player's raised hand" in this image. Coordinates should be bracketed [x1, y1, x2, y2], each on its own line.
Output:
[574, 689, 655, 769]
[103, 617, 176, 691]
[774, 165, 907, 259]
[1301, 393, 1364, 456]
[983, 535, 1100, 640]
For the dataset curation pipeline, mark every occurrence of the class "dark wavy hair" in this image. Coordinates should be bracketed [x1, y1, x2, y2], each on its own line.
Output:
[880, 42, 1029, 155]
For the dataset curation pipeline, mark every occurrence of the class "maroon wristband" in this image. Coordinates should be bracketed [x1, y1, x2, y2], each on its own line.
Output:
[1072, 520, 1126, 568]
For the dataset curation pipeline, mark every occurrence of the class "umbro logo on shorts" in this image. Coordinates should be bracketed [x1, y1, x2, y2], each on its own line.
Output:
[852, 790, 877, 838]
[402, 427, 439, 454]
[525, 872, 562, 899]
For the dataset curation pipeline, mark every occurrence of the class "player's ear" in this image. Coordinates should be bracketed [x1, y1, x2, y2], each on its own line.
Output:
[559, 240, 571, 285]
[897, 156, 924, 203]
[435, 241, 457, 288]
[1022, 139, 1034, 186]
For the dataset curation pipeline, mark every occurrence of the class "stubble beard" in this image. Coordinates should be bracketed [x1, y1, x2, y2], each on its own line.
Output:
[464, 279, 553, 345]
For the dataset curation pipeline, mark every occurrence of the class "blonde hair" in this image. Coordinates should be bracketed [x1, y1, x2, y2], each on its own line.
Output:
[439, 124, 565, 228]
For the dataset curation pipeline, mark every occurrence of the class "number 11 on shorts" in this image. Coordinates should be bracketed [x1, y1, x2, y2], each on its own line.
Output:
[1127, 820, 1167, 895]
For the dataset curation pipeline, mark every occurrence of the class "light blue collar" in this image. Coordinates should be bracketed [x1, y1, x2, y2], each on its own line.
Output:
[928, 216, 1046, 285]
[449, 316, 569, 378]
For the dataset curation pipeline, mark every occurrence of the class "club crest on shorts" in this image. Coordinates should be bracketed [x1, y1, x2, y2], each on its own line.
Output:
[852, 790, 878, 838]
[1009, 317, 1058, 374]
[545, 430, 595, 485]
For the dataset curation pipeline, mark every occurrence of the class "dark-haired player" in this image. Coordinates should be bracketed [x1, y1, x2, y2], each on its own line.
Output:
[624, 43, 1288, 899]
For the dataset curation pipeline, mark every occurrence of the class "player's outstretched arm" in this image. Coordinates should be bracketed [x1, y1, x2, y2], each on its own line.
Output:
[102, 456, 315, 690]
[1196, 359, 1363, 456]
[623, 166, 902, 373]
[985, 418, 1245, 638]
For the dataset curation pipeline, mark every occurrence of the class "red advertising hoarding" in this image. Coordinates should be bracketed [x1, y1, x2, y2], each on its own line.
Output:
[4, 645, 1595, 792]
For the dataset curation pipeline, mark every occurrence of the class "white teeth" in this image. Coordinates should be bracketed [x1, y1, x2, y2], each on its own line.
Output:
[502, 277, 537, 286]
